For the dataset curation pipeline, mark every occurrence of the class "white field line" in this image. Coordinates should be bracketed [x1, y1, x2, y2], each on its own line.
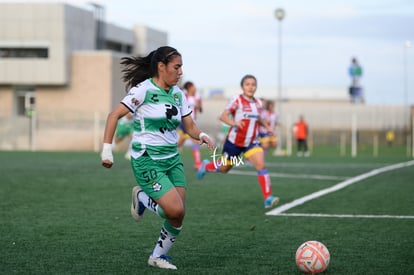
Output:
[275, 213, 414, 219]
[229, 170, 348, 181]
[266, 160, 414, 216]
[264, 162, 390, 169]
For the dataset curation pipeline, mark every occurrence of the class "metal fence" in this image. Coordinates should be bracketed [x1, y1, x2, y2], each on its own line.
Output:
[0, 100, 413, 158]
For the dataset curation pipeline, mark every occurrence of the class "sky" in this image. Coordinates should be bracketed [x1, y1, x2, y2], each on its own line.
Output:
[5, 0, 414, 105]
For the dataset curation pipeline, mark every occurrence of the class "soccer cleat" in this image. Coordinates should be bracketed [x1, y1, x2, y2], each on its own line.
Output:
[197, 159, 210, 180]
[131, 186, 145, 222]
[264, 195, 280, 209]
[148, 255, 177, 270]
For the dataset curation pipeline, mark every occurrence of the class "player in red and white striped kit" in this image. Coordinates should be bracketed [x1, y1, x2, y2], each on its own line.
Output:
[197, 75, 279, 208]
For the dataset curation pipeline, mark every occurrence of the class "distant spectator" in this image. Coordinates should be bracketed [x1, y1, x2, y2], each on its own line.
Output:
[349, 57, 363, 86]
[293, 115, 309, 157]
[348, 57, 364, 104]
[386, 130, 395, 147]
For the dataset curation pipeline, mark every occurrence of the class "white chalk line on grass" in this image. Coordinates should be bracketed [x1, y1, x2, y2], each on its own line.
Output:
[275, 213, 414, 220]
[266, 160, 414, 217]
[229, 169, 348, 181]
[264, 162, 390, 169]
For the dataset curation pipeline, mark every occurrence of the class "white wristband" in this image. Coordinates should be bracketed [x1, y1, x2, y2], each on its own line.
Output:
[101, 143, 114, 163]
[199, 132, 209, 140]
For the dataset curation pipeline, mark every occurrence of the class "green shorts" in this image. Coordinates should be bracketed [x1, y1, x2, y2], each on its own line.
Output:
[130, 153, 187, 200]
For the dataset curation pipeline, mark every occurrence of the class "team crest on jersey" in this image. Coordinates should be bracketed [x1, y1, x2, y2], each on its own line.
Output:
[174, 94, 180, 106]
[242, 105, 252, 112]
[152, 182, 162, 192]
[131, 98, 140, 106]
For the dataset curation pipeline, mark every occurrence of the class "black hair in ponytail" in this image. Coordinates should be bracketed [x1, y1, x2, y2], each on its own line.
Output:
[120, 46, 181, 90]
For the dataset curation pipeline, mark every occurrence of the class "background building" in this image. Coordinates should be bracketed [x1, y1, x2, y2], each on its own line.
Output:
[0, 2, 411, 156]
[0, 2, 167, 150]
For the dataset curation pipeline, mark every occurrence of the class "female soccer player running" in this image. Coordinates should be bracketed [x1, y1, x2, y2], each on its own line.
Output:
[197, 74, 279, 209]
[101, 46, 214, 270]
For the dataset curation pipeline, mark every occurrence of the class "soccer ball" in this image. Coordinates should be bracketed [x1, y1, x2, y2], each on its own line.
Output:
[295, 240, 330, 274]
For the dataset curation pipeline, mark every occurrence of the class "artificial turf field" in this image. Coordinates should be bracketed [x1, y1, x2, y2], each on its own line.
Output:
[1, 147, 413, 274]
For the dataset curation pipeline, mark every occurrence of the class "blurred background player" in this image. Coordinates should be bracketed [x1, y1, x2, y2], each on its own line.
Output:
[259, 99, 278, 156]
[197, 74, 279, 209]
[113, 112, 134, 159]
[216, 121, 231, 146]
[177, 81, 203, 169]
[293, 115, 310, 157]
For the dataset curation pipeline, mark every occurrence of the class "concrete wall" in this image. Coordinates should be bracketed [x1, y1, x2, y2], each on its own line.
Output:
[0, 51, 124, 151]
[36, 51, 112, 114]
[0, 86, 13, 116]
[133, 25, 168, 55]
[197, 98, 410, 147]
[0, 92, 411, 151]
[110, 54, 126, 109]
[0, 3, 134, 86]
[34, 51, 117, 150]
[106, 23, 135, 46]
[0, 3, 67, 84]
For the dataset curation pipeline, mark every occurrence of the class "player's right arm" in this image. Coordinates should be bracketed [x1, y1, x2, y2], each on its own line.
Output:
[101, 103, 130, 168]
[219, 109, 241, 128]
[102, 84, 146, 168]
[219, 95, 243, 128]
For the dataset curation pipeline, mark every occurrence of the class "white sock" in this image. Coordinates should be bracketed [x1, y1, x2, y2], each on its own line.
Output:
[152, 222, 182, 258]
[138, 191, 166, 218]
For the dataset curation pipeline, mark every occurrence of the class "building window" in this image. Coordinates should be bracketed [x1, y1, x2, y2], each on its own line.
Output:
[125, 45, 132, 54]
[104, 40, 132, 54]
[0, 47, 48, 58]
[14, 87, 36, 116]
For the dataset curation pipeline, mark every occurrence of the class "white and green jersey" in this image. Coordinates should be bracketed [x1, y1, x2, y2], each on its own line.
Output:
[121, 78, 192, 160]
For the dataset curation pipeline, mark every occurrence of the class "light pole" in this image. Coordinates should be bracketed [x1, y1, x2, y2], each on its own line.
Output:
[274, 8, 285, 155]
[404, 40, 411, 157]
[404, 40, 411, 108]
